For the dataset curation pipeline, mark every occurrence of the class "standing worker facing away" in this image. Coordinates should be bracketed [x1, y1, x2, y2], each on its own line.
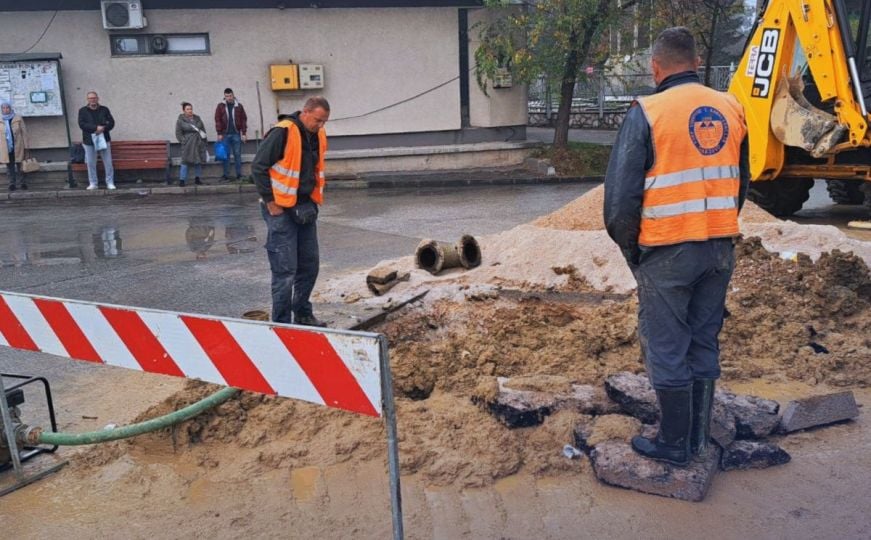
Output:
[252, 96, 330, 327]
[604, 27, 750, 466]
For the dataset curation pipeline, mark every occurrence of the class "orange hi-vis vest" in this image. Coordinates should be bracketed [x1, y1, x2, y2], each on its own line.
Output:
[268, 120, 327, 208]
[636, 83, 746, 247]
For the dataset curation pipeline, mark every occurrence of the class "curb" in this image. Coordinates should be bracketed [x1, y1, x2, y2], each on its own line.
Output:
[1, 176, 604, 202]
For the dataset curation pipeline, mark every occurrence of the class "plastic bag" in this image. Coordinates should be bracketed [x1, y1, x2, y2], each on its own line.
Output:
[92, 132, 108, 151]
[21, 157, 40, 173]
[214, 140, 228, 162]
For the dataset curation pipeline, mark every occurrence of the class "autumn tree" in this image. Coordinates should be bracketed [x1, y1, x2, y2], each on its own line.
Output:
[652, 0, 751, 85]
[474, 0, 618, 149]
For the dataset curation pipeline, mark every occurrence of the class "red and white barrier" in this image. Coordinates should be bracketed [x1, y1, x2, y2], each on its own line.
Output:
[0, 291, 382, 417]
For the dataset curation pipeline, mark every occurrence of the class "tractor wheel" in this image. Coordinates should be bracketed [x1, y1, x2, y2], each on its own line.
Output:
[826, 179, 866, 205]
[747, 178, 815, 217]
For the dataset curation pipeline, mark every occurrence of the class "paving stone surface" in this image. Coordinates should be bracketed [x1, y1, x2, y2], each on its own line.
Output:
[720, 440, 791, 471]
[779, 391, 860, 433]
[590, 440, 721, 502]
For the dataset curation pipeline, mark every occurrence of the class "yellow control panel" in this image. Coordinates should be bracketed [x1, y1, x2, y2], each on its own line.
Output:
[270, 64, 299, 90]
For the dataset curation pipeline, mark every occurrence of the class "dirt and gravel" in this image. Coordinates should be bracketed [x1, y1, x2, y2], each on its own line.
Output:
[4, 184, 870, 538]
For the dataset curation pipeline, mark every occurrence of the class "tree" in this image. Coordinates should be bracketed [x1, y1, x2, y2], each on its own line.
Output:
[474, 0, 619, 149]
[652, 0, 751, 85]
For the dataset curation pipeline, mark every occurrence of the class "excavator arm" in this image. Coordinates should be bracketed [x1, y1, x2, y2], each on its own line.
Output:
[729, 0, 871, 182]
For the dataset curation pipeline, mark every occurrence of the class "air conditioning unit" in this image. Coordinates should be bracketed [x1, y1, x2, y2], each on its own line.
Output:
[101, 1, 147, 30]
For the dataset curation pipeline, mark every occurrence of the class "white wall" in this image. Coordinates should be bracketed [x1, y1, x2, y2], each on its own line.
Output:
[467, 8, 528, 128]
[0, 8, 466, 149]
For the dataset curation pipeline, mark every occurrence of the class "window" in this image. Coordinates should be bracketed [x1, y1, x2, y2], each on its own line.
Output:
[110, 33, 210, 56]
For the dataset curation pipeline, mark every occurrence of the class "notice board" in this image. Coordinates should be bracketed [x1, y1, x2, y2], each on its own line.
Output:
[0, 60, 63, 117]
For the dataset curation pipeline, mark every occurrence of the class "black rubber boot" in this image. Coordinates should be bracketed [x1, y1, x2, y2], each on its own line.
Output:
[690, 379, 715, 455]
[631, 386, 692, 466]
[294, 314, 327, 328]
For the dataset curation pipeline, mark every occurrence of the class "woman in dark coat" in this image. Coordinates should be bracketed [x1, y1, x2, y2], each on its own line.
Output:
[174, 102, 207, 186]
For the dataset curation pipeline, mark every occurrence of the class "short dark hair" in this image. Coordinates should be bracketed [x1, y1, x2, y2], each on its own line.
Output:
[181, 101, 192, 110]
[303, 96, 330, 113]
[652, 27, 697, 69]
[224, 88, 233, 95]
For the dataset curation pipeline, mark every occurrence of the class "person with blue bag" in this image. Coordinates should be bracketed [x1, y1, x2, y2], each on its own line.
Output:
[174, 102, 207, 186]
[214, 88, 247, 182]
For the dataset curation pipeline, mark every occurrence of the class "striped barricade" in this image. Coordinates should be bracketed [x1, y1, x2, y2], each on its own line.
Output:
[0, 290, 404, 538]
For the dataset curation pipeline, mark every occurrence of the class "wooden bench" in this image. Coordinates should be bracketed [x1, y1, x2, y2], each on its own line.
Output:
[69, 140, 171, 184]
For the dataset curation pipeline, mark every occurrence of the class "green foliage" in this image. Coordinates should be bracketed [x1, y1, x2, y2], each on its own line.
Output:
[474, 0, 617, 94]
[533, 142, 612, 176]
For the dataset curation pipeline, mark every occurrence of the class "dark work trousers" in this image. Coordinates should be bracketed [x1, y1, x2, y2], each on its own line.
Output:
[261, 202, 320, 324]
[630, 238, 735, 389]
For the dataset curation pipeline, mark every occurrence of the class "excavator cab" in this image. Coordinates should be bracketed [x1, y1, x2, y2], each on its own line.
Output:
[729, 0, 871, 216]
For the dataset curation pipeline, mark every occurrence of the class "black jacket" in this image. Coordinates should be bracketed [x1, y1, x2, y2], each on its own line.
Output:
[78, 105, 115, 146]
[603, 71, 751, 266]
[252, 112, 321, 205]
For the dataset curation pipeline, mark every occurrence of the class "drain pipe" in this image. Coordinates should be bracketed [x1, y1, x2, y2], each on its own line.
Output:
[415, 235, 482, 275]
[457, 235, 481, 269]
[21, 387, 240, 446]
[416, 239, 462, 275]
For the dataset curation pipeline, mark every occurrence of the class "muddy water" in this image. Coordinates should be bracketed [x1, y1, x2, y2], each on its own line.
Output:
[794, 180, 871, 241]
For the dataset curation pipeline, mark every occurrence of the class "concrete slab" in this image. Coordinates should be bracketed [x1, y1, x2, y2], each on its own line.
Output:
[779, 391, 859, 433]
[590, 440, 721, 502]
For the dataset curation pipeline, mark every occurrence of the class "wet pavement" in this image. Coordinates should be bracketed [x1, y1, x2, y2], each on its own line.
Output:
[0, 182, 591, 343]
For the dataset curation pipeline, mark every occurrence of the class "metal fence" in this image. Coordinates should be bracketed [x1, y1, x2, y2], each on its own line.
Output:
[528, 65, 735, 117]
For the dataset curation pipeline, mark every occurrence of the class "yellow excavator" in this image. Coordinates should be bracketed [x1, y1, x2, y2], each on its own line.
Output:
[729, 0, 871, 216]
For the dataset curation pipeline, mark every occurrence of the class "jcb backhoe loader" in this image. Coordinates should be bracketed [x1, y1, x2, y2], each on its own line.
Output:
[729, 0, 871, 217]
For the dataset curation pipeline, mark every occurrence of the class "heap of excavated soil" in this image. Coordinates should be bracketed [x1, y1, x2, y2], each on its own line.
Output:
[78, 186, 871, 489]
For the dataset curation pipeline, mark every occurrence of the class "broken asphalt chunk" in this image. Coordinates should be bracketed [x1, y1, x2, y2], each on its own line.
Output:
[720, 440, 791, 471]
[604, 372, 659, 424]
[590, 441, 721, 502]
[716, 389, 780, 439]
[779, 391, 860, 433]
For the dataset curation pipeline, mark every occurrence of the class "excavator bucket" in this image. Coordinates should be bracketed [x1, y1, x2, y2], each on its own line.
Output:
[769, 72, 844, 158]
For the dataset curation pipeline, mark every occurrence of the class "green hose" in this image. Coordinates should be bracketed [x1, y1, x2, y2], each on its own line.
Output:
[34, 387, 240, 446]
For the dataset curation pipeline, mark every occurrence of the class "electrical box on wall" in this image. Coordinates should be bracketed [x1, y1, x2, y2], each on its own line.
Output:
[299, 64, 324, 89]
[270, 64, 299, 90]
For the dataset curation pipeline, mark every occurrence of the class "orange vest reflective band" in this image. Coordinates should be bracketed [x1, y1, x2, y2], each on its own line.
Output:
[269, 120, 328, 208]
[637, 84, 746, 247]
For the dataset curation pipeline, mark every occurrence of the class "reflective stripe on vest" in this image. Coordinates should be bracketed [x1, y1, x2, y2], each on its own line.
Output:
[637, 83, 746, 247]
[268, 120, 328, 208]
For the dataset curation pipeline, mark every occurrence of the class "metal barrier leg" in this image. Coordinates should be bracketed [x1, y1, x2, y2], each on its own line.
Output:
[380, 337, 404, 540]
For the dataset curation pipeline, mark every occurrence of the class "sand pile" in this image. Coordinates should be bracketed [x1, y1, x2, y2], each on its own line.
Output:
[77, 186, 871, 489]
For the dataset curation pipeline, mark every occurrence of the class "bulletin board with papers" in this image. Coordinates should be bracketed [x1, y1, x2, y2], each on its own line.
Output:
[0, 60, 63, 117]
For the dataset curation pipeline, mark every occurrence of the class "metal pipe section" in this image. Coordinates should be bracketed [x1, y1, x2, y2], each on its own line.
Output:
[24, 387, 240, 446]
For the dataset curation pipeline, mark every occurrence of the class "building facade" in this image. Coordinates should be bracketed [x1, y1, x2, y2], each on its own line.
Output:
[0, 1, 528, 160]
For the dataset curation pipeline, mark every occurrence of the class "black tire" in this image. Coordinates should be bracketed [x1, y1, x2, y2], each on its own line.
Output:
[825, 179, 866, 205]
[862, 183, 871, 215]
[747, 178, 815, 217]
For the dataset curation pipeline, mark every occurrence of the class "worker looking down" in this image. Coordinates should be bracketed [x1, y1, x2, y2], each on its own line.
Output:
[604, 27, 751, 466]
[252, 96, 330, 328]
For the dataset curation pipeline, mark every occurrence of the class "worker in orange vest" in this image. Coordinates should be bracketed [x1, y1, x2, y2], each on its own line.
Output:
[252, 96, 330, 327]
[604, 27, 750, 466]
